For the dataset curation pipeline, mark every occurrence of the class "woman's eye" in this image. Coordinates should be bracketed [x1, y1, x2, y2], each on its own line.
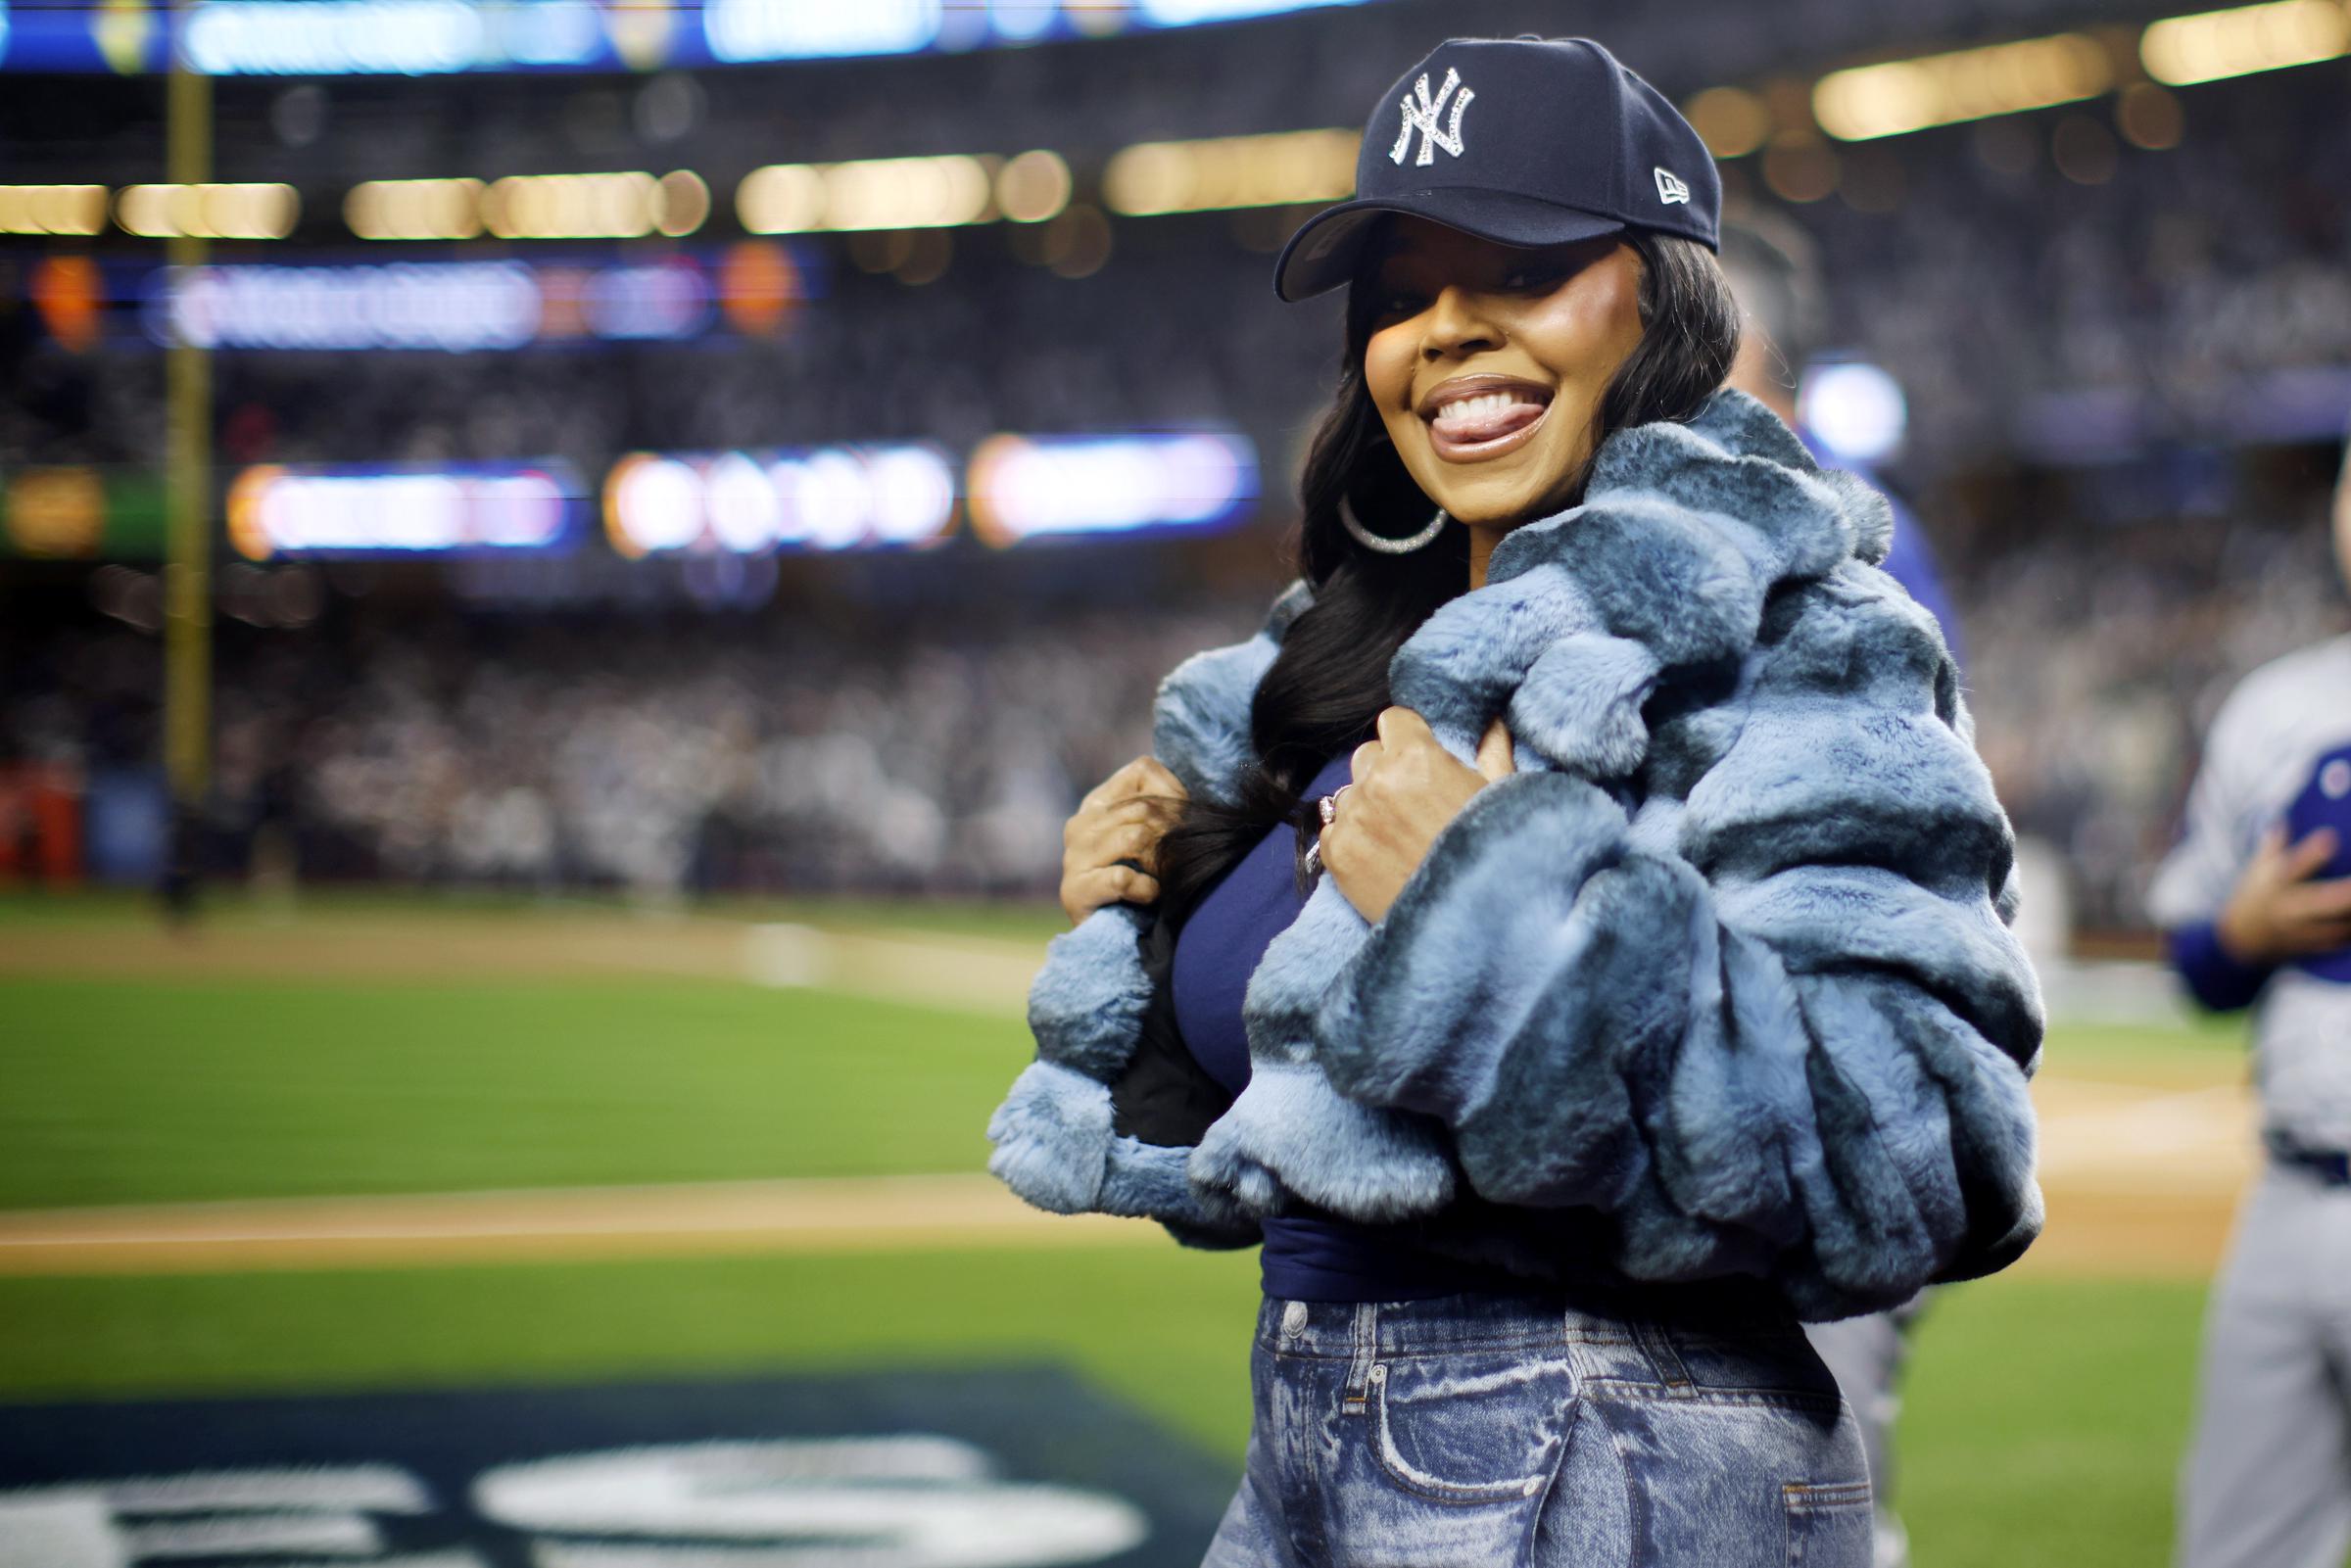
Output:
[1503, 264, 1566, 291]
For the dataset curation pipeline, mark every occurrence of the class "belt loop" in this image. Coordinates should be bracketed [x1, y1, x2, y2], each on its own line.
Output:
[1344, 1302, 1380, 1402]
[1634, 1319, 1694, 1396]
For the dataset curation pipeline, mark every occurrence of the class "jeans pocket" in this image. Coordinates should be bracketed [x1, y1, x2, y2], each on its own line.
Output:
[1368, 1354, 1575, 1504]
[1661, 1321, 1845, 1411]
[1782, 1480, 1873, 1566]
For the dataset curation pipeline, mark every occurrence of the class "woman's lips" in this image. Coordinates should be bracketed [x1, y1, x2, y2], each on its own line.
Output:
[1419, 377, 1553, 462]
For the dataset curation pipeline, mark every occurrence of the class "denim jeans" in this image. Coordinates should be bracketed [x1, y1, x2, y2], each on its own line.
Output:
[1203, 1290, 1871, 1567]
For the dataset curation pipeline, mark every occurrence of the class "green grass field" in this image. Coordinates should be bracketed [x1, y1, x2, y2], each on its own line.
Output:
[0, 891, 2245, 1567]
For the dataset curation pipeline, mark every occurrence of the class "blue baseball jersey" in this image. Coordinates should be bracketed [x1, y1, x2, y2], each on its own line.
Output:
[2150, 635, 2351, 1145]
[2281, 740, 2351, 983]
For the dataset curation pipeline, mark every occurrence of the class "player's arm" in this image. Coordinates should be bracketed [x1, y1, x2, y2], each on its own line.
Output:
[2149, 689, 2314, 1012]
[2167, 918, 2276, 1014]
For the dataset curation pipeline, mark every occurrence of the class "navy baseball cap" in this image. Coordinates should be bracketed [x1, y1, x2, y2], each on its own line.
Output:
[1273, 35, 1721, 304]
[2282, 741, 2351, 983]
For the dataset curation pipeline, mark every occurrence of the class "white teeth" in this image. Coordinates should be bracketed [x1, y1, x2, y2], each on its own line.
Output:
[1432, 389, 1542, 425]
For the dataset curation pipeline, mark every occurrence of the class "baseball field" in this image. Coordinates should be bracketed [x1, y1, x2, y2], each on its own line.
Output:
[0, 890, 2252, 1566]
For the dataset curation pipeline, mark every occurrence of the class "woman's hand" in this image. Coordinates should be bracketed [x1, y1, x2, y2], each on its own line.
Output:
[1321, 706, 1515, 925]
[1059, 755, 1190, 927]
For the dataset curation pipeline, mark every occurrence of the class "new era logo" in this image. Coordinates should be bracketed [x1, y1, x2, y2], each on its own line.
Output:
[1655, 166, 1691, 205]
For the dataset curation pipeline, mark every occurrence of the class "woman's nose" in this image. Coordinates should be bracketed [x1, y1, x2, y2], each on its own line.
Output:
[1419, 284, 1501, 360]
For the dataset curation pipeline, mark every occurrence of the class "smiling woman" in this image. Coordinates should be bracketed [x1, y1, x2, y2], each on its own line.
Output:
[988, 33, 2040, 1568]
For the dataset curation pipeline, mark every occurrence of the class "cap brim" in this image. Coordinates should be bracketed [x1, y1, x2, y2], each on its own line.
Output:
[1271, 188, 1627, 304]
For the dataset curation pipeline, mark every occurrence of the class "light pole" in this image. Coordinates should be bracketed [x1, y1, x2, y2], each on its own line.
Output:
[161, 2, 212, 921]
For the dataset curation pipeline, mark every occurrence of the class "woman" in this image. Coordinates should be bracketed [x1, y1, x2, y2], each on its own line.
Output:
[988, 35, 2041, 1566]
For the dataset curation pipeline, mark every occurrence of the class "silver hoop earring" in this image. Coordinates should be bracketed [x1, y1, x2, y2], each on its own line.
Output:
[1338, 494, 1449, 554]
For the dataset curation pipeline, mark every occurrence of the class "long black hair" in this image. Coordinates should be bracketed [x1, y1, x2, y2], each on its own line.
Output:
[1151, 224, 1741, 927]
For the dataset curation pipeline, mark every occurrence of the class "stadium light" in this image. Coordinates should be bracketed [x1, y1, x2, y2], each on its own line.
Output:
[1799, 361, 1909, 463]
[1811, 32, 2112, 140]
[116, 182, 299, 239]
[345, 177, 486, 240]
[702, 0, 940, 62]
[965, 432, 1258, 546]
[603, 445, 960, 556]
[29, 257, 105, 353]
[345, 170, 704, 240]
[2, 465, 108, 558]
[142, 257, 743, 353]
[0, 185, 109, 236]
[7, 0, 1375, 71]
[182, 0, 500, 74]
[654, 170, 711, 237]
[737, 156, 994, 233]
[2141, 0, 2351, 84]
[481, 170, 702, 240]
[1101, 129, 1356, 216]
[1135, 0, 1364, 20]
[1681, 88, 1772, 159]
[152, 262, 541, 352]
[995, 151, 1073, 224]
[226, 462, 587, 559]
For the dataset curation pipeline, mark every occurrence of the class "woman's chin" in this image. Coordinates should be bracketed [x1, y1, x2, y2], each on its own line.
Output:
[1412, 448, 1579, 531]
[1427, 482, 1563, 532]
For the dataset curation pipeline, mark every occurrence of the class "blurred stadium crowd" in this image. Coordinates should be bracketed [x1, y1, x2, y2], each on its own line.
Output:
[5, 588, 1240, 897]
[8, 64, 2347, 477]
[6, 476, 2341, 931]
[2, 1, 2348, 936]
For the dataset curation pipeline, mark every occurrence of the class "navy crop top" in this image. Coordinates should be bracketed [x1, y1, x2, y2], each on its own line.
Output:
[1170, 747, 1503, 1303]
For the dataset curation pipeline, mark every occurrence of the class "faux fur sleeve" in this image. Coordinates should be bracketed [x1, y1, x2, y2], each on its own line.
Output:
[984, 580, 1314, 1248]
[1310, 566, 2043, 1319]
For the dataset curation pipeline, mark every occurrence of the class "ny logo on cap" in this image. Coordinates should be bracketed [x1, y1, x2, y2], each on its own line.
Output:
[1654, 166, 1691, 205]
[1391, 67, 1474, 166]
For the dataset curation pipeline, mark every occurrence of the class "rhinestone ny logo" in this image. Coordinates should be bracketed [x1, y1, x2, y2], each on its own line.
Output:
[1390, 67, 1474, 166]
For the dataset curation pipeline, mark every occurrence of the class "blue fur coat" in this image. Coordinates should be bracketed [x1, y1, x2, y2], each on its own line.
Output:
[986, 390, 2043, 1322]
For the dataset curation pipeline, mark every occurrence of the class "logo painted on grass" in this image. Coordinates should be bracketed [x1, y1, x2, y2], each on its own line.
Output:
[1, 1439, 1140, 1565]
[0, 1368, 1231, 1566]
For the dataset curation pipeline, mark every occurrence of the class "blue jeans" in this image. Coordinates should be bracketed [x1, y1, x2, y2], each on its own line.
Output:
[1204, 1291, 1871, 1566]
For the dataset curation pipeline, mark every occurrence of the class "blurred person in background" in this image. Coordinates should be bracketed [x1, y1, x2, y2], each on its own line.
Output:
[2152, 427, 2351, 1568]
[1721, 213, 1961, 661]
[1721, 213, 1966, 1568]
[989, 36, 2042, 1565]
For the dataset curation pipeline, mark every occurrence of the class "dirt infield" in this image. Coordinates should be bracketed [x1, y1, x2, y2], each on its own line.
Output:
[1, 903, 2259, 1281]
[2025, 1072, 2254, 1280]
[0, 1173, 1154, 1276]
[0, 1070, 2254, 1280]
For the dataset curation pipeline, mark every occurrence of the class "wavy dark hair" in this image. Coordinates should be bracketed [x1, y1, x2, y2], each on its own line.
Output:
[1152, 223, 1741, 928]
